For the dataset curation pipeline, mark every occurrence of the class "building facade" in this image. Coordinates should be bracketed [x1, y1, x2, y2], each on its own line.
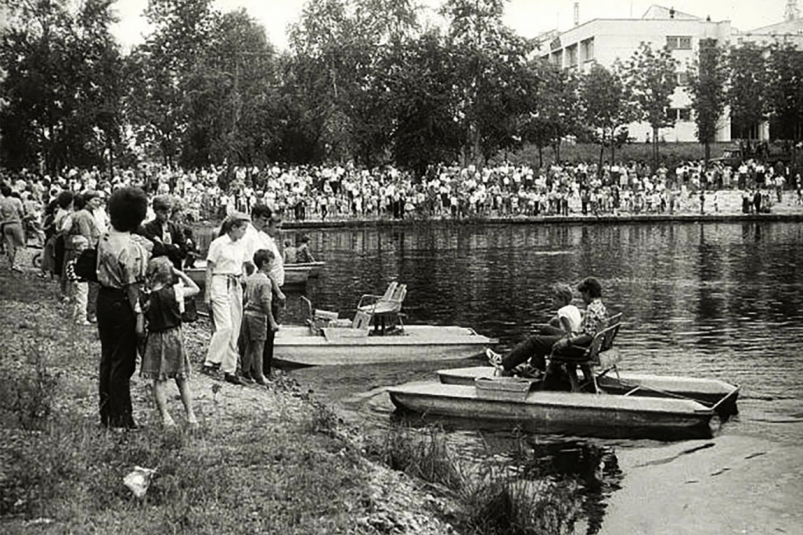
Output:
[540, 4, 803, 144]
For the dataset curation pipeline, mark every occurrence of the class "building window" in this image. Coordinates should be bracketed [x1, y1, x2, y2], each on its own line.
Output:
[666, 108, 693, 121]
[581, 38, 595, 62]
[676, 71, 689, 86]
[566, 44, 578, 67]
[666, 35, 692, 50]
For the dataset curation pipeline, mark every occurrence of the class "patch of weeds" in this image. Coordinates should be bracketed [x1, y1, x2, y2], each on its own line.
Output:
[459, 475, 582, 535]
[368, 424, 466, 493]
[0, 342, 60, 431]
[307, 399, 342, 437]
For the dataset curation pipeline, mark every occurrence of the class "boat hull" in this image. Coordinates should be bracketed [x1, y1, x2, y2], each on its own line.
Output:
[186, 263, 314, 287]
[388, 382, 718, 440]
[273, 325, 497, 367]
[437, 366, 739, 416]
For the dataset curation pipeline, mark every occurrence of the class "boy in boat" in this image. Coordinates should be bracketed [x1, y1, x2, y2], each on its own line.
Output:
[488, 277, 607, 385]
[241, 249, 280, 385]
[282, 239, 297, 264]
[296, 234, 316, 264]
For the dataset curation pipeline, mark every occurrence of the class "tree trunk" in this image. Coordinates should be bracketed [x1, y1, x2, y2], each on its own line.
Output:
[598, 144, 605, 179]
[652, 126, 659, 173]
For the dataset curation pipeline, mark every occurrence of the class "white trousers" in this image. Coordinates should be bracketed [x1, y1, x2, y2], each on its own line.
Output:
[205, 276, 243, 375]
[72, 281, 88, 322]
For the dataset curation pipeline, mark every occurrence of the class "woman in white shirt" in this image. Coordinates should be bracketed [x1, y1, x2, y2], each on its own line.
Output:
[532, 283, 582, 336]
[201, 212, 252, 385]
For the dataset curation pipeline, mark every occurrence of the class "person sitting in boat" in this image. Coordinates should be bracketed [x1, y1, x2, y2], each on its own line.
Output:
[487, 277, 607, 383]
[296, 234, 316, 264]
[282, 239, 297, 264]
[531, 282, 582, 337]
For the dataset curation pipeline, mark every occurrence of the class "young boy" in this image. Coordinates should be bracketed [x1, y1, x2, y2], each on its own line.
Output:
[241, 248, 279, 385]
[296, 234, 316, 264]
[65, 235, 91, 325]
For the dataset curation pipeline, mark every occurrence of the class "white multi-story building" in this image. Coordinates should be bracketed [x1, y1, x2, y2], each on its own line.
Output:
[540, 4, 803, 143]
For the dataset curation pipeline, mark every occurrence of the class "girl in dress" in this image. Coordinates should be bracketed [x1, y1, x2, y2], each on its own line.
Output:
[140, 256, 200, 429]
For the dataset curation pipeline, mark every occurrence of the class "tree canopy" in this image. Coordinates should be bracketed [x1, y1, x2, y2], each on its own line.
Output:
[2, 0, 803, 177]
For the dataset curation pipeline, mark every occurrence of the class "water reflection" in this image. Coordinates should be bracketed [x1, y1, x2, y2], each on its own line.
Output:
[203, 220, 803, 528]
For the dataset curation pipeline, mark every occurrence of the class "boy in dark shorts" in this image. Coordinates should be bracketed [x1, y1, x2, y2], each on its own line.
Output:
[241, 249, 279, 385]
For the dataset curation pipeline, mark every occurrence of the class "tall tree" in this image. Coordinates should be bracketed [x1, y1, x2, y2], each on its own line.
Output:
[520, 60, 580, 166]
[441, 0, 538, 165]
[386, 29, 463, 176]
[728, 41, 767, 141]
[624, 42, 678, 171]
[182, 9, 277, 171]
[126, 0, 218, 168]
[0, 0, 125, 173]
[765, 42, 803, 142]
[687, 38, 728, 163]
[286, 0, 420, 166]
[579, 62, 636, 174]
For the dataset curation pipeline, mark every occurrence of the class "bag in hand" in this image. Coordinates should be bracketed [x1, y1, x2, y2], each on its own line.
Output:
[73, 248, 98, 282]
[181, 295, 199, 323]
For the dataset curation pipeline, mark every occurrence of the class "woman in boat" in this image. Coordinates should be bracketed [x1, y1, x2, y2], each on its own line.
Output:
[531, 282, 582, 336]
[488, 277, 607, 380]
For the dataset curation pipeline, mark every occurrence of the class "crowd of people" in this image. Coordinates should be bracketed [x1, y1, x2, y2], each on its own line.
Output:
[2, 158, 802, 242]
[2, 156, 802, 430]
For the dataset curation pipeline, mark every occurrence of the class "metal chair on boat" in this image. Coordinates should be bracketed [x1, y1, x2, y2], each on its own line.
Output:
[549, 312, 623, 393]
[356, 282, 407, 334]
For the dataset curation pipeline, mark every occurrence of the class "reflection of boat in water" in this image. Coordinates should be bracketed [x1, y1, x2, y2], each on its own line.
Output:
[185, 260, 324, 288]
[387, 369, 739, 440]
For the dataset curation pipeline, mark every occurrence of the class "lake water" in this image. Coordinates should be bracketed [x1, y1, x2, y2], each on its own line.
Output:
[228, 220, 803, 533]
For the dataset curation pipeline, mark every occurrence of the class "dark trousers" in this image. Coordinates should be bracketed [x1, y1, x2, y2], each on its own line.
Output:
[501, 333, 588, 372]
[263, 300, 280, 375]
[97, 287, 137, 428]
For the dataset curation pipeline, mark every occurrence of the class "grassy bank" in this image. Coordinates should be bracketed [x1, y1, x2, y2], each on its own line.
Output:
[0, 260, 588, 534]
[0, 268, 460, 534]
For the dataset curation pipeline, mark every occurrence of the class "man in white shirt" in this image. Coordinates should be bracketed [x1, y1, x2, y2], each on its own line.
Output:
[243, 204, 285, 376]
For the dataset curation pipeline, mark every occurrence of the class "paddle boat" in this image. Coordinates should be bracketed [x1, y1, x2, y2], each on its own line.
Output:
[437, 366, 739, 417]
[386, 320, 740, 440]
[272, 285, 498, 367]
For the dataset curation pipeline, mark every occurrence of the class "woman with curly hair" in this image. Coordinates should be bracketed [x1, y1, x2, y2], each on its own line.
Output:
[96, 187, 152, 429]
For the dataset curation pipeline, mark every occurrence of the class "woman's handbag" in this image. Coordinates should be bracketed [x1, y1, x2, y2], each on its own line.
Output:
[181, 295, 199, 323]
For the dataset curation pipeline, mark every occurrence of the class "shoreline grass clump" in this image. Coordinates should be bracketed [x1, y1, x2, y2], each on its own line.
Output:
[366, 423, 587, 535]
[367, 424, 466, 493]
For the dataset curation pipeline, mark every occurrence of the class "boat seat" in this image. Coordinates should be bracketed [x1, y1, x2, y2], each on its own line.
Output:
[301, 296, 351, 334]
[550, 312, 623, 393]
[356, 282, 407, 335]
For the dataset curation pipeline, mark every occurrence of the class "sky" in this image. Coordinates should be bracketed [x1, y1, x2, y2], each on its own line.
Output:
[110, 0, 789, 52]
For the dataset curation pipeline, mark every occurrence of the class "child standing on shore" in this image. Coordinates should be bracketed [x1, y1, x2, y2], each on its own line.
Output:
[241, 249, 280, 385]
[140, 256, 200, 429]
[65, 234, 91, 325]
